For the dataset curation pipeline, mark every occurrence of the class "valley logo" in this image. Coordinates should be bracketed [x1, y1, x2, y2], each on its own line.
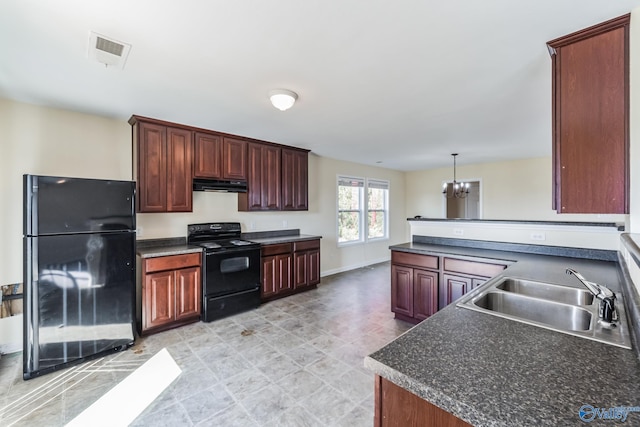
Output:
[579, 405, 640, 423]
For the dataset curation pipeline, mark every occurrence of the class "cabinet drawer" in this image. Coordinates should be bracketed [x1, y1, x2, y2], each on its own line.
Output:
[145, 253, 202, 273]
[262, 243, 292, 256]
[391, 251, 438, 269]
[293, 239, 320, 252]
[443, 257, 505, 278]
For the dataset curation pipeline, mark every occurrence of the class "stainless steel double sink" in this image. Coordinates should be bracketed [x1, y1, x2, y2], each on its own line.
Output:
[457, 277, 632, 349]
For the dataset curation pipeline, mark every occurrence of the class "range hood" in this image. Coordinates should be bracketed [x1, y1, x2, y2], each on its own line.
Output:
[193, 178, 247, 193]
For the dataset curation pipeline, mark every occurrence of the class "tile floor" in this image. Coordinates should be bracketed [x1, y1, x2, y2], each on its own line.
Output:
[0, 262, 413, 426]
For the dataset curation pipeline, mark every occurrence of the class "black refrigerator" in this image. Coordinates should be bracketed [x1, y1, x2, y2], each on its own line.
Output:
[23, 174, 136, 380]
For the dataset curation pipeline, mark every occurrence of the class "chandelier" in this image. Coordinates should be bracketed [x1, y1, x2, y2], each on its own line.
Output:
[442, 153, 469, 198]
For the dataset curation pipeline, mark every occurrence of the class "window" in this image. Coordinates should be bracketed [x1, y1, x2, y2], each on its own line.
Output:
[367, 179, 389, 240]
[338, 176, 389, 245]
[338, 177, 364, 244]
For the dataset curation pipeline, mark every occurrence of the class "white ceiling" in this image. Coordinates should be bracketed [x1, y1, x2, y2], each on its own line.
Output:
[1, 1, 639, 171]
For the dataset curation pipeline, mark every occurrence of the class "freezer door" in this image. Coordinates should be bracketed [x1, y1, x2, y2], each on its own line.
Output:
[24, 175, 135, 236]
[23, 232, 135, 379]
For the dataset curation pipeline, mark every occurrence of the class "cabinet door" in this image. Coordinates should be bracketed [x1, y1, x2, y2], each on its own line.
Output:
[137, 122, 167, 212]
[244, 143, 264, 210]
[222, 137, 247, 180]
[282, 148, 309, 211]
[175, 267, 201, 321]
[308, 249, 320, 286]
[166, 127, 193, 212]
[443, 274, 472, 306]
[293, 251, 309, 289]
[194, 132, 222, 178]
[413, 269, 438, 321]
[391, 265, 413, 318]
[548, 16, 629, 214]
[261, 255, 279, 298]
[144, 270, 175, 330]
[276, 253, 293, 293]
[262, 145, 282, 210]
[242, 143, 281, 211]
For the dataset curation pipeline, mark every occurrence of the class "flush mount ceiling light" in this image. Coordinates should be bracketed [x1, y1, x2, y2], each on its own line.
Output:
[442, 153, 469, 199]
[269, 89, 298, 111]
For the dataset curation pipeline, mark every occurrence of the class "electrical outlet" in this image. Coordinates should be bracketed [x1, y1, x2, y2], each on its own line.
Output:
[282, 220, 288, 228]
[530, 232, 546, 241]
[249, 222, 255, 230]
[136, 227, 143, 237]
[453, 228, 464, 236]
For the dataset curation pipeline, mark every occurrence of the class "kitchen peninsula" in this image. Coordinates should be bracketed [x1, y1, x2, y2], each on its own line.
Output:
[366, 225, 640, 426]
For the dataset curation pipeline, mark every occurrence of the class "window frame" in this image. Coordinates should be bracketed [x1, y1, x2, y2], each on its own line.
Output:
[337, 175, 365, 246]
[366, 179, 389, 242]
[337, 175, 389, 247]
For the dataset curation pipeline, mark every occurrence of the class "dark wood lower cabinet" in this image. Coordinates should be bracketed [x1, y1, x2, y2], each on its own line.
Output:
[443, 274, 472, 306]
[391, 264, 438, 323]
[140, 253, 201, 335]
[261, 239, 321, 301]
[375, 375, 471, 427]
[391, 265, 414, 318]
[391, 250, 508, 320]
[262, 253, 293, 298]
[413, 269, 438, 321]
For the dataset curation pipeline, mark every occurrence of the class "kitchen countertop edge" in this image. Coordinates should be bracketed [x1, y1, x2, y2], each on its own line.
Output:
[136, 237, 200, 258]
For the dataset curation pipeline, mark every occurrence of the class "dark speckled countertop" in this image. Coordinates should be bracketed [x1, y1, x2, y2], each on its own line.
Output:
[246, 234, 321, 245]
[136, 237, 203, 258]
[365, 241, 640, 427]
[136, 231, 321, 258]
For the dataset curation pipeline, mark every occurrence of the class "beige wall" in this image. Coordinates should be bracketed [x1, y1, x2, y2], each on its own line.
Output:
[406, 156, 627, 223]
[0, 98, 132, 286]
[0, 97, 407, 285]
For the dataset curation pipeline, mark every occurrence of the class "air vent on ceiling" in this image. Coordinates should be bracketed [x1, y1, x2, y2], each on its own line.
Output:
[87, 31, 131, 70]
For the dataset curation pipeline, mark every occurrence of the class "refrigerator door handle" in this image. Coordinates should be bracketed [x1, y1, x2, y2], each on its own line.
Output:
[24, 174, 39, 236]
[24, 237, 40, 375]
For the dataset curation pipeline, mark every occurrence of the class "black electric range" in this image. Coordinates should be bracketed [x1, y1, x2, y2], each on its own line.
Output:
[187, 222, 261, 322]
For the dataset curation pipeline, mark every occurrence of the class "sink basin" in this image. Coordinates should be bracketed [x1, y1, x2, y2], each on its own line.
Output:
[495, 278, 595, 306]
[457, 276, 632, 349]
[474, 292, 592, 331]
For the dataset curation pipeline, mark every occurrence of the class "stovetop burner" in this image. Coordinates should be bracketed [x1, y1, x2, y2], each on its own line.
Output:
[200, 242, 222, 249]
[187, 222, 260, 252]
[229, 239, 253, 246]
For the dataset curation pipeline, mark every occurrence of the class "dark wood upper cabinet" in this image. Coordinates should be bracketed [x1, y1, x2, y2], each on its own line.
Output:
[547, 14, 629, 214]
[131, 117, 193, 213]
[194, 133, 247, 181]
[136, 122, 167, 212]
[222, 137, 247, 180]
[238, 142, 281, 211]
[194, 132, 222, 179]
[282, 148, 309, 211]
[166, 127, 193, 212]
[131, 115, 309, 212]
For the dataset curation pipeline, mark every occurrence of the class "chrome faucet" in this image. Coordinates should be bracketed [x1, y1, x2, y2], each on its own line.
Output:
[566, 268, 618, 325]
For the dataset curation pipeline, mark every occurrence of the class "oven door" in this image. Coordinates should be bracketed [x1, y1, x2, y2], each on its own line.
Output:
[203, 247, 261, 297]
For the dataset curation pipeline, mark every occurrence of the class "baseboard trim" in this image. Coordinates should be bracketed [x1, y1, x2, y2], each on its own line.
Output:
[320, 257, 390, 277]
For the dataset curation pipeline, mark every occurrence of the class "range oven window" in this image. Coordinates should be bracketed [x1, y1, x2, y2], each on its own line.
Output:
[204, 248, 260, 297]
[220, 257, 250, 274]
